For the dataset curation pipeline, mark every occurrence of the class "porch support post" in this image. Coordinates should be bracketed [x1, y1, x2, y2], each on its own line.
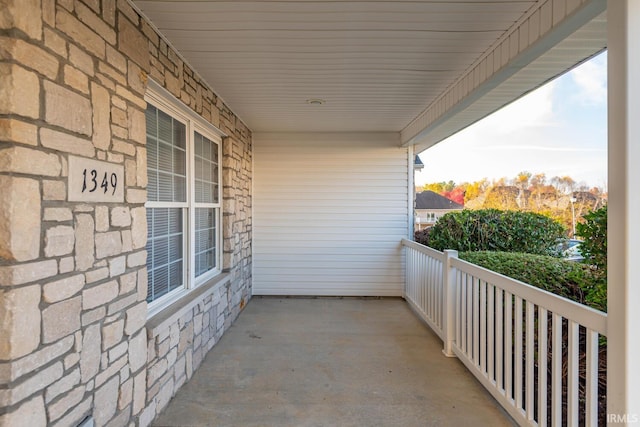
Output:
[442, 249, 458, 357]
[607, 0, 640, 422]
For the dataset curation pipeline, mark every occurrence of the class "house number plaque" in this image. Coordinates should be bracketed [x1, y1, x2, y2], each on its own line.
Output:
[68, 156, 124, 203]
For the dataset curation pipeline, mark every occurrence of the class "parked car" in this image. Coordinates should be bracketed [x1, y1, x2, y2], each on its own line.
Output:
[556, 239, 584, 262]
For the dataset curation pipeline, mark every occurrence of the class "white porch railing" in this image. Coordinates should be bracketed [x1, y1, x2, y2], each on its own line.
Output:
[401, 238, 607, 427]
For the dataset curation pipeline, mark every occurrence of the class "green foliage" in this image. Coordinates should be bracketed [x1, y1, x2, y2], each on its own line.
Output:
[426, 209, 566, 255]
[576, 205, 607, 272]
[460, 251, 606, 311]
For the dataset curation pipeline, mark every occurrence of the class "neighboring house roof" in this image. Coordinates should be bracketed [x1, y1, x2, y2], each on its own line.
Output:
[415, 191, 464, 210]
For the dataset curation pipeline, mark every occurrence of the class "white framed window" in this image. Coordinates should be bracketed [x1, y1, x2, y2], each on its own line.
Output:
[145, 83, 224, 314]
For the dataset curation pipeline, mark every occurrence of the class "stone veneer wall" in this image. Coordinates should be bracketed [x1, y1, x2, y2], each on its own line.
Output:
[0, 1, 252, 426]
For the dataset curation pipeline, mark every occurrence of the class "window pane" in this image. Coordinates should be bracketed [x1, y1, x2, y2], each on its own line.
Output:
[146, 207, 184, 302]
[146, 104, 187, 202]
[194, 132, 219, 204]
[194, 208, 216, 277]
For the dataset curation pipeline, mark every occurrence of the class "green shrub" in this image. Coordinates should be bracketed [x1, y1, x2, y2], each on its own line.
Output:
[460, 251, 605, 311]
[576, 205, 607, 273]
[426, 209, 566, 255]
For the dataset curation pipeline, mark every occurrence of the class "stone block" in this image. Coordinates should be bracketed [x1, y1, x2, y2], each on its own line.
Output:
[0, 145, 60, 176]
[0, 260, 57, 287]
[0, 63, 40, 119]
[129, 106, 146, 144]
[124, 302, 147, 336]
[0, 395, 46, 427]
[91, 83, 111, 151]
[106, 45, 126, 74]
[0, 176, 41, 261]
[69, 44, 94, 76]
[127, 250, 146, 268]
[45, 366, 80, 403]
[75, 213, 95, 271]
[118, 377, 133, 410]
[0, 285, 41, 359]
[41, 128, 95, 158]
[85, 267, 109, 284]
[107, 293, 137, 316]
[94, 375, 119, 426]
[108, 341, 127, 363]
[43, 274, 85, 303]
[111, 207, 131, 227]
[95, 231, 122, 259]
[42, 296, 81, 343]
[0, 0, 43, 40]
[50, 396, 91, 427]
[83, 280, 119, 310]
[44, 208, 73, 222]
[102, 319, 124, 350]
[118, 15, 149, 71]
[47, 384, 84, 422]
[118, 271, 137, 295]
[44, 81, 92, 136]
[95, 205, 109, 232]
[80, 323, 101, 382]
[128, 329, 147, 372]
[132, 372, 146, 414]
[82, 306, 106, 327]
[112, 139, 135, 156]
[59, 257, 75, 273]
[56, 9, 105, 59]
[64, 65, 89, 94]
[44, 27, 66, 57]
[8, 38, 59, 80]
[137, 268, 148, 301]
[44, 225, 75, 257]
[109, 256, 126, 277]
[75, 1, 116, 45]
[130, 207, 147, 249]
[43, 180, 66, 201]
[136, 147, 148, 187]
[115, 84, 146, 109]
[0, 118, 38, 146]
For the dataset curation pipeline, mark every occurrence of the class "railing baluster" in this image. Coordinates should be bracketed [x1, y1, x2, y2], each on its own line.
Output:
[488, 283, 495, 383]
[467, 275, 474, 360]
[526, 301, 535, 421]
[538, 307, 548, 426]
[473, 278, 480, 366]
[480, 281, 487, 374]
[568, 320, 579, 426]
[515, 297, 523, 411]
[552, 313, 562, 426]
[496, 288, 504, 394]
[505, 291, 513, 402]
[585, 329, 599, 427]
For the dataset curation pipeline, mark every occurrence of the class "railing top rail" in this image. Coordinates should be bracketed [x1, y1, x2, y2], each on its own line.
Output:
[401, 238, 446, 261]
[451, 257, 607, 335]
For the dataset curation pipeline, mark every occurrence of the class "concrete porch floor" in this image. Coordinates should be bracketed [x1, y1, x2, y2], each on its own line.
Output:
[152, 297, 516, 426]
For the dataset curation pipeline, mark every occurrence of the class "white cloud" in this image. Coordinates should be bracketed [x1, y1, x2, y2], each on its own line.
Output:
[569, 52, 607, 105]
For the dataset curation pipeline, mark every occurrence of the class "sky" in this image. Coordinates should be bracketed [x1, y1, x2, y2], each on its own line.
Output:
[415, 51, 608, 190]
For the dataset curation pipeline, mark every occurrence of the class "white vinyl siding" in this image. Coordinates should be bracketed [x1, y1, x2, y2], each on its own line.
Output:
[253, 132, 409, 296]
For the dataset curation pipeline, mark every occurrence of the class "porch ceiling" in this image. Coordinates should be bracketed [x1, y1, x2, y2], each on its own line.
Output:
[132, 0, 605, 144]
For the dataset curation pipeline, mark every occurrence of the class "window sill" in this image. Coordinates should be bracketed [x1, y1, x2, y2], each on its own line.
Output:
[146, 272, 231, 338]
